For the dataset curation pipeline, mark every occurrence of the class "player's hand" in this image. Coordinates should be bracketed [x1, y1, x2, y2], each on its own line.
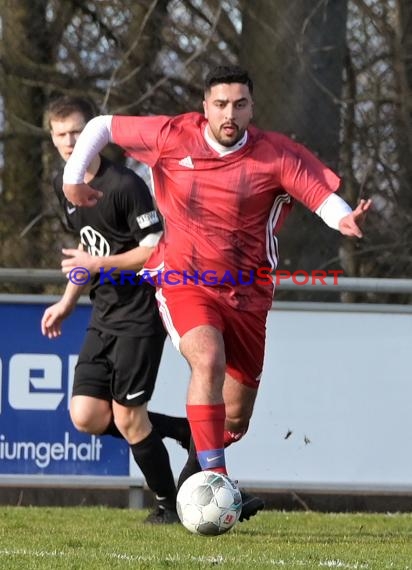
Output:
[61, 248, 100, 276]
[41, 302, 72, 338]
[63, 183, 102, 207]
[338, 199, 372, 238]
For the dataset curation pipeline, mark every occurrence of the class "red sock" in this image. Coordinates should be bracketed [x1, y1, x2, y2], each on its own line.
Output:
[186, 403, 227, 474]
[224, 428, 247, 447]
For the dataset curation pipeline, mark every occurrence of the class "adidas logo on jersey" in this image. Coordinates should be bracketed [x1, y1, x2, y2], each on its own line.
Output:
[178, 156, 194, 169]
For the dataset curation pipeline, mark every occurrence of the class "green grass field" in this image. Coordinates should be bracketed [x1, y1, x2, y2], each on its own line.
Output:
[0, 506, 411, 569]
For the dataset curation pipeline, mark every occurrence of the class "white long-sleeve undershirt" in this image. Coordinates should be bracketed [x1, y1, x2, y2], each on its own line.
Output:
[315, 193, 352, 230]
[63, 115, 113, 184]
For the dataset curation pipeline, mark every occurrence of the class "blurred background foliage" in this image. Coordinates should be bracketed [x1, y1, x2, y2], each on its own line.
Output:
[0, 0, 410, 301]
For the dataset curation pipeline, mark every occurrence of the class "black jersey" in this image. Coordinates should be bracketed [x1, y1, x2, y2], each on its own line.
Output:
[54, 156, 164, 336]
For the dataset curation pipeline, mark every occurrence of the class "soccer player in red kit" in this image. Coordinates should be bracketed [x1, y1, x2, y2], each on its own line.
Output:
[62, 66, 371, 521]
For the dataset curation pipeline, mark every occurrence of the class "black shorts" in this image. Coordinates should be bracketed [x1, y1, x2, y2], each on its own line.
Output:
[72, 327, 166, 407]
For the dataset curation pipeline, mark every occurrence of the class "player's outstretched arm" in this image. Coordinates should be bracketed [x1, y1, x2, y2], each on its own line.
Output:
[338, 198, 372, 238]
[61, 242, 160, 276]
[63, 115, 113, 206]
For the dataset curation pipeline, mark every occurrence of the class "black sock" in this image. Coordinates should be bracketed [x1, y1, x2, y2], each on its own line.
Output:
[102, 419, 124, 439]
[130, 430, 177, 509]
[101, 414, 191, 447]
[148, 411, 191, 450]
[177, 437, 201, 489]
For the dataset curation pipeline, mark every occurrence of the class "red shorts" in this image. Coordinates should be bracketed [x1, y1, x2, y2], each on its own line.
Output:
[156, 284, 267, 389]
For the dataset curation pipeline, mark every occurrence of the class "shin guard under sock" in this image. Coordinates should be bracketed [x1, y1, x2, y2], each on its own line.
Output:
[130, 430, 176, 509]
[186, 403, 227, 474]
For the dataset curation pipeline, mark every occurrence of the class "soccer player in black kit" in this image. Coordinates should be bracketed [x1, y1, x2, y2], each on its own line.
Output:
[41, 96, 189, 524]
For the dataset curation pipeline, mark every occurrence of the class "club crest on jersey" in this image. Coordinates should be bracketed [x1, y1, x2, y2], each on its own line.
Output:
[80, 226, 110, 257]
[178, 156, 194, 169]
[136, 210, 159, 229]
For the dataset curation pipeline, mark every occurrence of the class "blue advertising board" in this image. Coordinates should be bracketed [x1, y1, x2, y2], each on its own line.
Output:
[0, 300, 129, 476]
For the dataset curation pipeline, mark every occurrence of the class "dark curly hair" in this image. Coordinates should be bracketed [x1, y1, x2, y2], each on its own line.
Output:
[204, 65, 254, 96]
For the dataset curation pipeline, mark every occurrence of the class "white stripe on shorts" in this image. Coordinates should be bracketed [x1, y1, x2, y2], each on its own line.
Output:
[155, 287, 181, 352]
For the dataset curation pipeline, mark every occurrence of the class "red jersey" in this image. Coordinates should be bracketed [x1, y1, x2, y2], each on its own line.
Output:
[112, 113, 340, 310]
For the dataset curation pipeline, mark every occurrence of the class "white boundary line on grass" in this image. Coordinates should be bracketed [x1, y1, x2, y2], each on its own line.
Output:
[0, 548, 369, 568]
[1, 548, 409, 569]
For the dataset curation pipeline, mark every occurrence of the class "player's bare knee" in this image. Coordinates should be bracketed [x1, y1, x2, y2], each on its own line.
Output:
[113, 404, 150, 442]
[187, 346, 226, 382]
[181, 327, 225, 380]
[196, 356, 225, 382]
[70, 396, 112, 434]
[114, 411, 135, 434]
[70, 411, 97, 434]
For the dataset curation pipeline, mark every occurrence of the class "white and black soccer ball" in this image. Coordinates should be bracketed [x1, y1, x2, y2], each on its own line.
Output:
[176, 470, 242, 536]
